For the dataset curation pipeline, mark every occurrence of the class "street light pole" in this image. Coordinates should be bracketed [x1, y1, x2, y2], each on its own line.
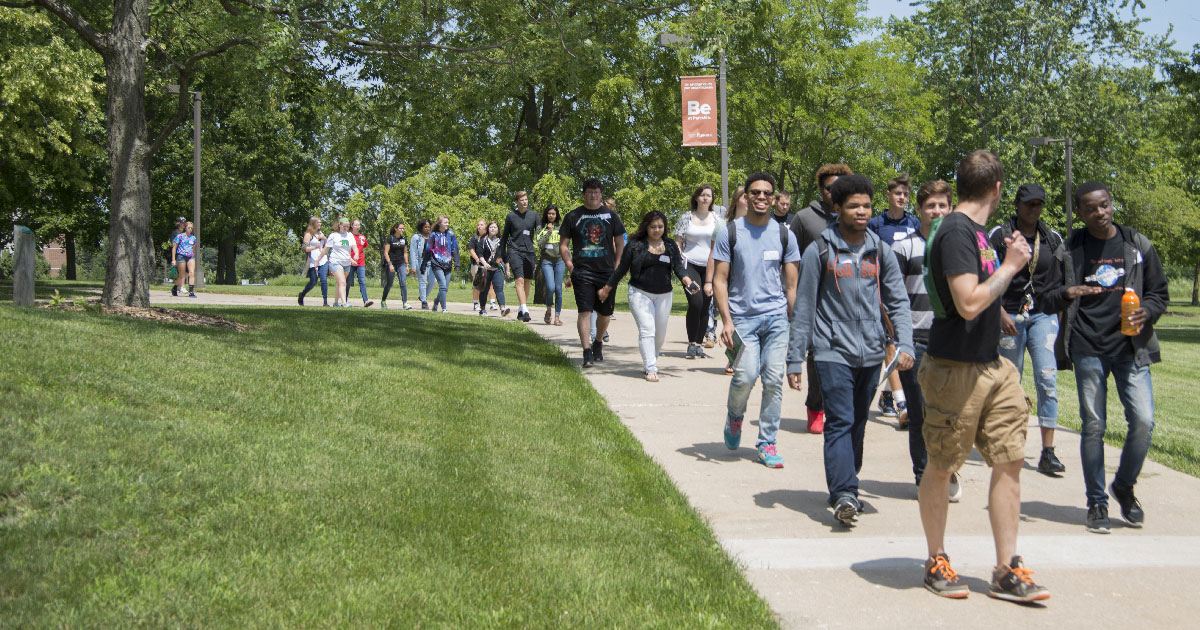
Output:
[659, 33, 729, 210]
[168, 85, 204, 288]
[1028, 136, 1074, 230]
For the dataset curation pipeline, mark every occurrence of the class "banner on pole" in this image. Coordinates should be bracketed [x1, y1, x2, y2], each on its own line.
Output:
[680, 75, 718, 147]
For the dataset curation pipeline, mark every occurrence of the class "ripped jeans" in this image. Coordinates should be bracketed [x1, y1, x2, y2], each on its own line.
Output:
[998, 311, 1059, 428]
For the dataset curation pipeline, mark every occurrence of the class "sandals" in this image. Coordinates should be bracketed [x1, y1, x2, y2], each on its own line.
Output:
[553, 317, 563, 326]
[645, 371, 659, 382]
[544, 310, 552, 324]
[724, 363, 735, 376]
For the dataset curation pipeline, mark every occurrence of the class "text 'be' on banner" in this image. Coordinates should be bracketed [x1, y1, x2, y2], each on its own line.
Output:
[681, 75, 718, 147]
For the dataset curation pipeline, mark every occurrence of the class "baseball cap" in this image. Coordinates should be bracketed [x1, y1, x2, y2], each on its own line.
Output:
[1014, 183, 1046, 206]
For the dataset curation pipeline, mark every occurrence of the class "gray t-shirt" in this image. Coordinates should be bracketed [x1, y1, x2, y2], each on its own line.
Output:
[712, 217, 801, 318]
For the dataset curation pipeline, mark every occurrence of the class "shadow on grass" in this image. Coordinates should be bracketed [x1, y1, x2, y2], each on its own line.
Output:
[1156, 328, 1200, 344]
[0, 280, 101, 301]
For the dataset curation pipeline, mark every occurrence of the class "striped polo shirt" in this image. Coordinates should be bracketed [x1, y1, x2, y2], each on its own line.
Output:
[891, 231, 932, 344]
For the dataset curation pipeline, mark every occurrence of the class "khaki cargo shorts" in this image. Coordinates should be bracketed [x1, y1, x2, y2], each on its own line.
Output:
[917, 354, 1030, 472]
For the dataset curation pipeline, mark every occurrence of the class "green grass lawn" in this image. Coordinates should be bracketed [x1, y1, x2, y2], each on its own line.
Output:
[0, 304, 776, 629]
[1016, 302, 1200, 477]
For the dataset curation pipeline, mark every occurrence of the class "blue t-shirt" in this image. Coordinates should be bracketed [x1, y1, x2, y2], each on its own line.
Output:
[173, 233, 196, 258]
[712, 217, 802, 318]
[867, 212, 921, 246]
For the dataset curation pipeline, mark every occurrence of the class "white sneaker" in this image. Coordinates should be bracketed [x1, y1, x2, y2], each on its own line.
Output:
[948, 472, 963, 503]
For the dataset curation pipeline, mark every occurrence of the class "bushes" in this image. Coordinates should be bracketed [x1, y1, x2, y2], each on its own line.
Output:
[0, 249, 51, 280]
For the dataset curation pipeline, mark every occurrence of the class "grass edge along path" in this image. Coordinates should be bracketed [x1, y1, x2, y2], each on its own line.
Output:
[0, 305, 778, 629]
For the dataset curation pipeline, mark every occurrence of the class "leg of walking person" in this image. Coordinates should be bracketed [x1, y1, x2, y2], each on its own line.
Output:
[300, 267, 319, 303]
[490, 268, 507, 308]
[1026, 313, 1062, 460]
[850, 364, 881, 475]
[1074, 352, 1111, 511]
[434, 267, 449, 311]
[186, 259, 196, 295]
[628, 286, 659, 378]
[332, 266, 347, 306]
[417, 266, 429, 306]
[381, 266, 394, 305]
[541, 260, 556, 322]
[683, 262, 705, 349]
[754, 317, 789, 457]
[1111, 356, 1156, 496]
[355, 265, 371, 306]
[899, 343, 928, 484]
[318, 262, 329, 305]
[396, 263, 408, 306]
[553, 260, 565, 320]
[726, 317, 763, 429]
[652, 289, 672, 360]
[817, 361, 859, 508]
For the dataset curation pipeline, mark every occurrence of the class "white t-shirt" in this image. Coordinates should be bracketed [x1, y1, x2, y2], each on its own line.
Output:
[306, 233, 327, 268]
[326, 231, 355, 266]
[680, 212, 717, 266]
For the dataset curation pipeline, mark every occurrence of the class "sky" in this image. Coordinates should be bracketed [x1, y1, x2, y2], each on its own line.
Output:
[864, 0, 1200, 54]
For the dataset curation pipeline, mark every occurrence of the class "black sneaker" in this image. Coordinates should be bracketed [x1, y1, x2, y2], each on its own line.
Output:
[988, 556, 1050, 603]
[1110, 482, 1144, 527]
[171, 286, 178, 297]
[298, 293, 304, 306]
[1086, 503, 1111, 534]
[924, 553, 969, 599]
[833, 496, 859, 525]
[1037, 447, 1066, 475]
[591, 339, 604, 362]
[878, 390, 896, 417]
[582, 348, 595, 368]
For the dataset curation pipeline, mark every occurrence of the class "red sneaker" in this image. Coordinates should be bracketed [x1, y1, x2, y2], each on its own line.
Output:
[807, 409, 825, 434]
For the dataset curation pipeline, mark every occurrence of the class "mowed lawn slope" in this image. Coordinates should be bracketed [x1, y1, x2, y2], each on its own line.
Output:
[0, 305, 777, 629]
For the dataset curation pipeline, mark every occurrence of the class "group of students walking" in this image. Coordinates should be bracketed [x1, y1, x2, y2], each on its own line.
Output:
[549, 154, 1166, 606]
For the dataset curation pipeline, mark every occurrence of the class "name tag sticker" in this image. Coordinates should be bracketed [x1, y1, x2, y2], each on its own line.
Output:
[658, 255, 670, 263]
[522, 229, 530, 235]
[763, 250, 780, 261]
[894, 232, 907, 240]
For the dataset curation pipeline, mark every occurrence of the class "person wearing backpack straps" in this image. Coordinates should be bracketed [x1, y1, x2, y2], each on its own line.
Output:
[988, 183, 1070, 476]
[786, 174, 914, 526]
[712, 172, 801, 469]
[790, 163, 854, 434]
[1039, 181, 1168, 535]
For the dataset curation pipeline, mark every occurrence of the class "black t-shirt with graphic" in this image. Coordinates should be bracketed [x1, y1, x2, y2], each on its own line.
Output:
[561, 205, 626, 284]
[928, 212, 1003, 363]
[1072, 231, 1132, 358]
[386, 235, 407, 265]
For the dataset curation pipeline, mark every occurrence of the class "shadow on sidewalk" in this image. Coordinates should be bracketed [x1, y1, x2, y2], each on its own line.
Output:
[677, 442, 760, 465]
[1019, 500, 1090, 526]
[753, 488, 867, 532]
[860, 478, 920, 502]
[850, 558, 994, 596]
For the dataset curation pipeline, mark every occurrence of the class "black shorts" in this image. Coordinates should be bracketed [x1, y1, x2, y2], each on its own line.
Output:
[508, 252, 536, 279]
[572, 275, 615, 317]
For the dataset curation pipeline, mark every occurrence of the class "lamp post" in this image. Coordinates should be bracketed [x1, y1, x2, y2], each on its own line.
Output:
[658, 33, 729, 211]
[168, 84, 204, 288]
[1028, 136, 1073, 230]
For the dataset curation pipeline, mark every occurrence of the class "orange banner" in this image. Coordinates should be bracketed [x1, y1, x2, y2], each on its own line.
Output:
[681, 75, 718, 147]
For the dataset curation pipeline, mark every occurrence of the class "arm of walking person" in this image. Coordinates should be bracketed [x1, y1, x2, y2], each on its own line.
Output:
[948, 232, 1030, 321]
[498, 216, 512, 260]
[786, 243, 821, 389]
[171, 241, 178, 266]
[559, 238, 573, 288]
[598, 241, 636, 302]
[383, 241, 392, 271]
[703, 248, 715, 297]
[713, 260, 734, 348]
[879, 244, 914, 371]
[1133, 242, 1170, 328]
[668, 241, 696, 293]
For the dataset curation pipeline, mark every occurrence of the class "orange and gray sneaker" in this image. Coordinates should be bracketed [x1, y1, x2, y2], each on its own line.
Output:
[988, 555, 1050, 603]
[924, 553, 969, 598]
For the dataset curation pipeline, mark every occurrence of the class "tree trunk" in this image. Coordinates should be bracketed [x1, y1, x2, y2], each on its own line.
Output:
[64, 231, 76, 280]
[100, 0, 153, 307]
[1192, 261, 1199, 306]
[217, 237, 238, 284]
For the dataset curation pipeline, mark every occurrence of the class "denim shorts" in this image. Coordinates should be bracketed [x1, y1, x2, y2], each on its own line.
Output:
[176, 254, 193, 263]
[329, 262, 348, 274]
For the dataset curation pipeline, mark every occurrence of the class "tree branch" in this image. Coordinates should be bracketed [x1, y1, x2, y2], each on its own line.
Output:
[147, 37, 254, 157]
[32, 0, 108, 54]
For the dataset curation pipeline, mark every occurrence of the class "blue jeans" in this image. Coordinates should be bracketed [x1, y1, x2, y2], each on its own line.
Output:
[726, 314, 789, 448]
[346, 265, 369, 303]
[999, 311, 1059, 428]
[430, 266, 449, 311]
[486, 268, 506, 307]
[1073, 350, 1155, 507]
[300, 262, 329, 303]
[416, 264, 429, 302]
[816, 361, 881, 505]
[898, 342, 927, 483]
[382, 263, 407, 303]
[541, 260, 565, 314]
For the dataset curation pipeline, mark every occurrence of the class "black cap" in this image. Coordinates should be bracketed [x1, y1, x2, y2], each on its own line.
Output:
[1014, 183, 1046, 206]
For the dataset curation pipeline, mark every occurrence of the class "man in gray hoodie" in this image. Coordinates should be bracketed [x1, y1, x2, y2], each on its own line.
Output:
[786, 174, 914, 526]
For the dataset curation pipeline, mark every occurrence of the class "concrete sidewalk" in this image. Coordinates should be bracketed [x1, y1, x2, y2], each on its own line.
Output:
[153, 291, 1200, 627]
[530, 307, 1200, 628]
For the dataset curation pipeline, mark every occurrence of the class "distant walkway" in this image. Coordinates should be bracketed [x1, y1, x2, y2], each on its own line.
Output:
[152, 290, 1200, 627]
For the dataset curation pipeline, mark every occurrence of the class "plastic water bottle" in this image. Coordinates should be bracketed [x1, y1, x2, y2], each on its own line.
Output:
[1121, 288, 1140, 336]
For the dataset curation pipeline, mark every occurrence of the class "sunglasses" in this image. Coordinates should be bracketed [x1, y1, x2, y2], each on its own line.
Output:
[748, 189, 775, 197]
